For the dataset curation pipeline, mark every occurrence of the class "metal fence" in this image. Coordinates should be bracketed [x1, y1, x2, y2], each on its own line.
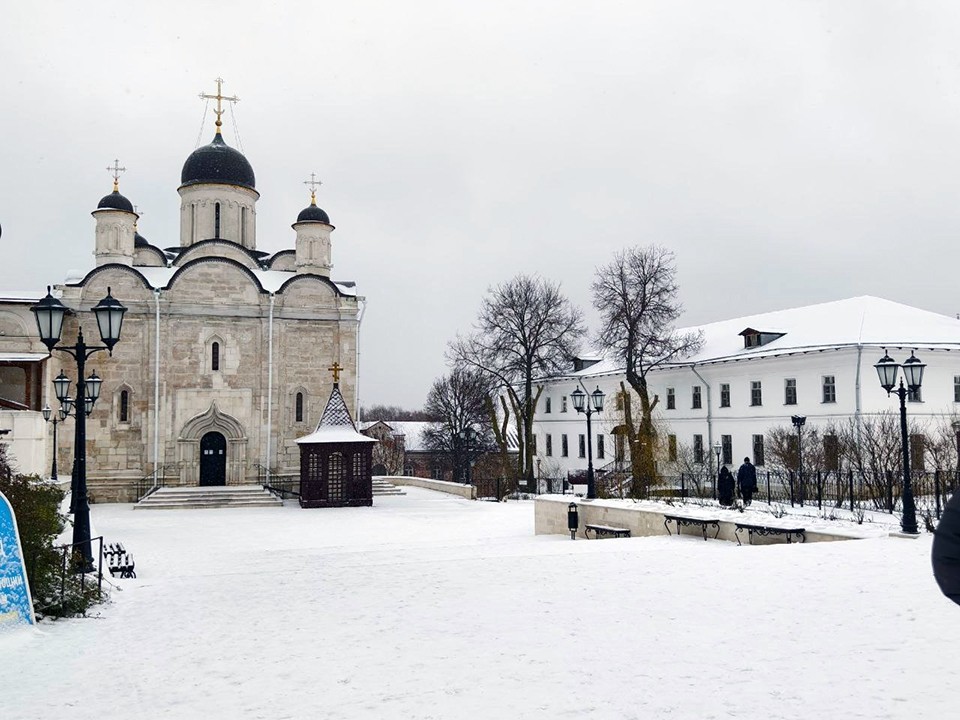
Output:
[509, 466, 957, 527]
[643, 468, 958, 526]
[29, 536, 107, 618]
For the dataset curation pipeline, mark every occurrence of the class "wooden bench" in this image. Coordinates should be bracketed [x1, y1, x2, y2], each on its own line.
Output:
[585, 524, 631, 539]
[663, 514, 721, 541]
[104, 542, 137, 578]
[734, 523, 805, 546]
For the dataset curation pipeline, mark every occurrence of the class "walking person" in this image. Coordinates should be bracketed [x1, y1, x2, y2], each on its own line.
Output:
[737, 457, 758, 506]
[717, 465, 735, 507]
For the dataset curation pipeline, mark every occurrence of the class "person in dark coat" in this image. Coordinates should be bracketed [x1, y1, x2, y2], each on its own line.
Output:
[717, 466, 735, 506]
[737, 457, 758, 506]
[932, 489, 960, 606]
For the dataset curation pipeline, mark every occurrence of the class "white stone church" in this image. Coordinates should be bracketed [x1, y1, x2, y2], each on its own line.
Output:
[0, 87, 363, 501]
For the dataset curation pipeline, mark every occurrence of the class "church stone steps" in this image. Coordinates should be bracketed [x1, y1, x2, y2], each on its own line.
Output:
[372, 479, 405, 496]
[135, 485, 283, 510]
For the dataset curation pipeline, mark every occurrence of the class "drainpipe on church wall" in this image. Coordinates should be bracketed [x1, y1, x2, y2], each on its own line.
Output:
[265, 293, 275, 486]
[152, 289, 161, 493]
[356, 298, 367, 422]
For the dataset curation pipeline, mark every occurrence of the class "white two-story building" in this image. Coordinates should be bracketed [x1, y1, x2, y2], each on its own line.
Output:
[533, 296, 960, 479]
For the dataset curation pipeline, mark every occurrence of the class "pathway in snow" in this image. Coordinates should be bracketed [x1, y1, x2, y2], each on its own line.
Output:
[1, 488, 953, 719]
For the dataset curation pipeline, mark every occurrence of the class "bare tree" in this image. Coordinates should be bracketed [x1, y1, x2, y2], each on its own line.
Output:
[592, 245, 702, 497]
[361, 404, 434, 422]
[450, 274, 585, 485]
[370, 430, 406, 476]
[421, 368, 496, 482]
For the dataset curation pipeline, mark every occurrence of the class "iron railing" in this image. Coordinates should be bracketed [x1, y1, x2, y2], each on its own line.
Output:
[635, 468, 958, 526]
[31, 536, 106, 618]
[135, 467, 166, 502]
[256, 463, 300, 499]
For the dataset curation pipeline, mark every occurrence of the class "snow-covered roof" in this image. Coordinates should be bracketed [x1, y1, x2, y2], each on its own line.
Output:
[123, 266, 358, 297]
[296, 426, 377, 444]
[360, 421, 431, 452]
[0, 352, 48, 362]
[563, 296, 960, 379]
[0, 291, 44, 303]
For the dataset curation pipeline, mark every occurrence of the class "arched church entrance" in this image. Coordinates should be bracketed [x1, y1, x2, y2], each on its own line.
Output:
[177, 402, 249, 486]
[199, 431, 227, 486]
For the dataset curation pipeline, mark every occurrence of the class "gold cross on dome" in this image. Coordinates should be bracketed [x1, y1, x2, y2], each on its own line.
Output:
[199, 77, 240, 131]
[106, 159, 126, 191]
[328, 362, 343, 383]
[304, 172, 322, 203]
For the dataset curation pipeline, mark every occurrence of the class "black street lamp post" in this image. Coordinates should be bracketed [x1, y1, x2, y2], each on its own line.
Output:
[875, 349, 924, 535]
[41, 402, 69, 481]
[713, 441, 722, 500]
[791, 415, 806, 505]
[952, 419, 960, 488]
[32, 286, 126, 570]
[571, 384, 605, 499]
[460, 426, 476, 485]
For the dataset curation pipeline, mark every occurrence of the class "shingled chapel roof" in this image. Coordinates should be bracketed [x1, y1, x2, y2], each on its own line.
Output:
[296, 384, 376, 445]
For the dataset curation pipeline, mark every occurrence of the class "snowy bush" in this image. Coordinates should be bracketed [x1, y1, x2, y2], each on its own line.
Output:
[0, 446, 106, 619]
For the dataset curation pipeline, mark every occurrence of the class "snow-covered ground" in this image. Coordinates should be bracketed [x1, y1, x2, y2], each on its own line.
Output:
[1, 488, 954, 719]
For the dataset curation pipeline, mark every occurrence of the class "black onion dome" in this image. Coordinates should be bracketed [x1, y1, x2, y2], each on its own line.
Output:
[97, 189, 135, 212]
[296, 203, 330, 224]
[134, 231, 148, 248]
[181, 132, 256, 190]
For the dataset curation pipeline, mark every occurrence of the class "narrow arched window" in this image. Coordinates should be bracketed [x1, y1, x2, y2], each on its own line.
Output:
[119, 390, 129, 422]
[211, 341, 220, 371]
[295, 392, 304, 422]
[214, 202, 221, 239]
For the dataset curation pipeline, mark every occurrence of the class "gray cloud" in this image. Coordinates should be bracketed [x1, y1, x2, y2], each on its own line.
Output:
[2, 1, 959, 408]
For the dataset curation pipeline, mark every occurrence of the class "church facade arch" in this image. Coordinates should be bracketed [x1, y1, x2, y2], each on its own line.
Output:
[176, 402, 248, 486]
[174, 239, 264, 269]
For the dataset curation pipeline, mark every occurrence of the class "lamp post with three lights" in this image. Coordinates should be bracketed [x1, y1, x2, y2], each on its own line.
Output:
[41, 400, 70, 481]
[32, 286, 126, 570]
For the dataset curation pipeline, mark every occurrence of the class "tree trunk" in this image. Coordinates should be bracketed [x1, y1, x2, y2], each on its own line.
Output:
[625, 367, 659, 498]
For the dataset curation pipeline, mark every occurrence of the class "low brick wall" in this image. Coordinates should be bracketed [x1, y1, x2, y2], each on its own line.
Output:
[535, 495, 878, 544]
[380, 476, 476, 500]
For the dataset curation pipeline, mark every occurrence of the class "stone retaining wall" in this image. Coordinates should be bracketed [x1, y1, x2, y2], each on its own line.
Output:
[535, 495, 876, 544]
[380, 476, 476, 500]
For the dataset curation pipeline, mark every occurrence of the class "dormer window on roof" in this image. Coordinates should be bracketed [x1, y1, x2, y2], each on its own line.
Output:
[739, 328, 786, 349]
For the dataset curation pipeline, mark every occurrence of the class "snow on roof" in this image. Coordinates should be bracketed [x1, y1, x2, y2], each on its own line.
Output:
[360, 421, 431, 452]
[0, 291, 44, 302]
[0, 352, 48, 362]
[130, 266, 357, 296]
[561, 296, 960, 379]
[295, 426, 376, 445]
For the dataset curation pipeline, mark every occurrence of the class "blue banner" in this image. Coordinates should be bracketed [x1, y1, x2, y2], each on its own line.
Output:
[0, 490, 35, 627]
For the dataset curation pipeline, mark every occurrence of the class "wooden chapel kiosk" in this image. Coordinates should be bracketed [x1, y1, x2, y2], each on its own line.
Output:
[296, 364, 376, 508]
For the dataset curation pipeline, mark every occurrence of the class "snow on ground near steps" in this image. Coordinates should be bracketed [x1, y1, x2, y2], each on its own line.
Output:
[1, 487, 954, 720]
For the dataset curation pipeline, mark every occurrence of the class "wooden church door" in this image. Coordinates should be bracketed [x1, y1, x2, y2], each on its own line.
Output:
[200, 431, 227, 486]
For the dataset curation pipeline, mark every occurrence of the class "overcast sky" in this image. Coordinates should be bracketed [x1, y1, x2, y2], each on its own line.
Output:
[3, 2, 960, 409]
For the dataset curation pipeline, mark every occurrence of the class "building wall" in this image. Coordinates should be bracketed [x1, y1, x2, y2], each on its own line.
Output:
[533, 346, 960, 477]
[0, 253, 360, 500]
